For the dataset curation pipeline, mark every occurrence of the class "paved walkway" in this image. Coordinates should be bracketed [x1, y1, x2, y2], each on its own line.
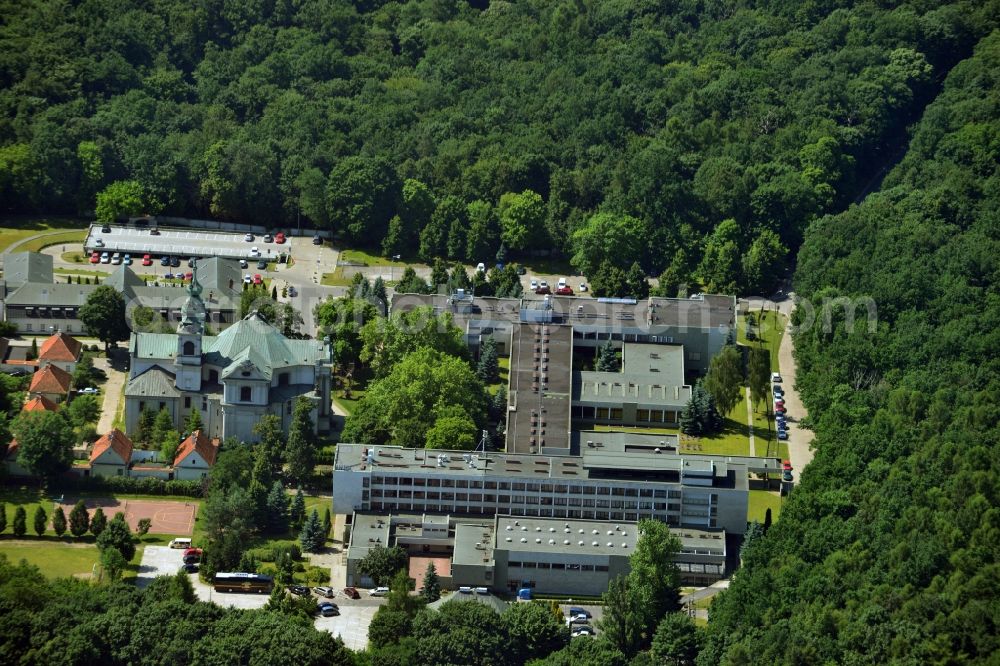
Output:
[94, 355, 127, 434]
[744, 387, 757, 456]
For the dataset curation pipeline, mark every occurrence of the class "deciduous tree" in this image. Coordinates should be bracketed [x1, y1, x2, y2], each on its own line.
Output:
[10, 411, 75, 478]
[704, 345, 744, 417]
[357, 544, 407, 586]
[78, 285, 130, 350]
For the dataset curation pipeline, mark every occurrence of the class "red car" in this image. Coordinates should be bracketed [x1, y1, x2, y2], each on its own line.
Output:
[275, 232, 286, 244]
[141, 254, 152, 266]
[89, 251, 100, 264]
[183, 547, 203, 563]
[556, 286, 573, 295]
[253, 274, 263, 285]
[782, 460, 793, 471]
[535, 285, 551, 295]
[342, 587, 360, 599]
[184, 272, 193, 280]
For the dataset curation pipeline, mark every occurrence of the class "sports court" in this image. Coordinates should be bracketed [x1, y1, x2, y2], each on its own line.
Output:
[57, 497, 197, 536]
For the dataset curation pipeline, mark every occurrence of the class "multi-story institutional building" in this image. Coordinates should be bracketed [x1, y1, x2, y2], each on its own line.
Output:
[1, 252, 242, 334]
[333, 439, 755, 535]
[125, 268, 333, 442]
[343, 511, 728, 592]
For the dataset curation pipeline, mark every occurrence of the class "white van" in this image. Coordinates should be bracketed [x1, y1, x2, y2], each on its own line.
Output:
[169, 538, 192, 549]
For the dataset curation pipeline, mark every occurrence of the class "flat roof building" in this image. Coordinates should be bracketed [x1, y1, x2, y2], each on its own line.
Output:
[343, 511, 727, 594]
[333, 442, 749, 535]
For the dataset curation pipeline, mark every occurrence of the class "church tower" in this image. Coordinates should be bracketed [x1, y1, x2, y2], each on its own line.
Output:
[175, 262, 205, 392]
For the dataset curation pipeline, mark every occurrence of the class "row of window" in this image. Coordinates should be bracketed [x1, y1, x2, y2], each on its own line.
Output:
[571, 406, 680, 423]
[508, 562, 611, 572]
[366, 476, 683, 498]
[24, 323, 73, 332]
[370, 489, 683, 511]
[365, 502, 717, 527]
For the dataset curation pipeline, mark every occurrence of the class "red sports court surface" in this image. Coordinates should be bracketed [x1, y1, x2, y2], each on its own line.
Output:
[58, 498, 196, 536]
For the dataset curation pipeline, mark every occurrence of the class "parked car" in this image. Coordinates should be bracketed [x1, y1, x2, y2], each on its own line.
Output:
[123, 254, 132, 265]
[275, 232, 286, 244]
[111, 252, 122, 265]
[318, 602, 339, 617]
[244, 233, 254, 242]
[568, 607, 592, 618]
[556, 286, 573, 295]
[774, 399, 785, 409]
[771, 372, 783, 383]
[183, 272, 193, 280]
[160, 256, 170, 266]
[257, 259, 267, 269]
[253, 274, 263, 285]
[312, 234, 322, 245]
[567, 613, 590, 625]
[250, 246, 260, 257]
[263, 234, 273, 243]
[572, 626, 596, 636]
[530, 278, 538, 290]
[535, 285, 551, 295]
[782, 469, 793, 482]
[183, 547, 203, 560]
[578, 282, 589, 292]
[170, 256, 180, 267]
[101, 224, 111, 233]
[181, 563, 199, 574]
[188, 257, 197, 267]
[782, 460, 793, 471]
[100, 252, 110, 264]
[774, 405, 786, 415]
[287, 286, 298, 297]
[342, 587, 360, 599]
[94, 238, 104, 247]
[370, 587, 390, 597]
[79, 387, 99, 395]
[288, 585, 311, 596]
[777, 430, 788, 440]
[239, 258, 248, 269]
[90, 252, 100, 264]
[476, 262, 486, 273]
[313, 586, 335, 598]
[142, 254, 152, 266]
[150, 228, 160, 235]
[516, 265, 526, 275]
[772, 384, 783, 395]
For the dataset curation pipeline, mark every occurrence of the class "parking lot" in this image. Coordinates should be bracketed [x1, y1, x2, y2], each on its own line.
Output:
[136, 545, 185, 589]
[84, 224, 294, 260]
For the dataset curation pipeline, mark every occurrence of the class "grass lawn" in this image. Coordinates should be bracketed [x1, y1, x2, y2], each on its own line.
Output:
[339, 248, 415, 267]
[321, 267, 355, 287]
[488, 356, 511, 394]
[0, 540, 100, 579]
[738, 308, 786, 373]
[54, 267, 110, 278]
[747, 489, 782, 523]
[17, 229, 88, 254]
[0, 217, 85, 253]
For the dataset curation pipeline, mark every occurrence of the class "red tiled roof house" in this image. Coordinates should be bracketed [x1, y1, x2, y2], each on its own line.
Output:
[28, 364, 72, 404]
[172, 430, 219, 481]
[38, 332, 83, 373]
[89, 429, 133, 478]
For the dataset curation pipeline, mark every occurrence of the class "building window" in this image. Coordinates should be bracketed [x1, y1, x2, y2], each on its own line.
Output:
[183, 341, 195, 356]
[208, 370, 219, 383]
[278, 372, 290, 387]
[184, 397, 191, 409]
[240, 386, 252, 402]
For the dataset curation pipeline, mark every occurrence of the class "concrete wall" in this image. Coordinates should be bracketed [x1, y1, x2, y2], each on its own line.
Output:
[154, 216, 334, 239]
[332, 469, 366, 516]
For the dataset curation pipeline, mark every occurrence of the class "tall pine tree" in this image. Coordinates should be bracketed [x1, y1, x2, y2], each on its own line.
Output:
[477, 337, 500, 384]
[33, 506, 47, 536]
[420, 562, 441, 602]
[69, 500, 90, 537]
[299, 509, 325, 553]
[289, 488, 305, 529]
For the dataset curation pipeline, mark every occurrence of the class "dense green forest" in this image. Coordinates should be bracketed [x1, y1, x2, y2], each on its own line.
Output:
[1, 0, 995, 293]
[701, 30, 1000, 665]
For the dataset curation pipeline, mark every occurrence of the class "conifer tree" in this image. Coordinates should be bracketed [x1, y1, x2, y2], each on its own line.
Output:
[299, 509, 324, 553]
[420, 562, 441, 602]
[12, 506, 26, 537]
[69, 500, 90, 537]
[52, 506, 67, 537]
[33, 506, 47, 536]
